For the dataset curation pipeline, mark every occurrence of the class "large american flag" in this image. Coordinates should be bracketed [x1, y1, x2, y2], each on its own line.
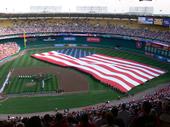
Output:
[32, 48, 165, 92]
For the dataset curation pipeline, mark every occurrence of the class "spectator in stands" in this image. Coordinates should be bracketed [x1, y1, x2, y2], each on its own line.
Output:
[130, 101, 157, 127]
[117, 103, 130, 127]
[0, 19, 170, 43]
[76, 113, 96, 127]
[101, 112, 118, 127]
[0, 42, 20, 61]
[52, 113, 69, 127]
[42, 114, 53, 127]
[110, 107, 125, 127]
[16, 122, 25, 127]
[159, 97, 170, 127]
[67, 115, 77, 127]
[27, 116, 42, 127]
[95, 111, 107, 127]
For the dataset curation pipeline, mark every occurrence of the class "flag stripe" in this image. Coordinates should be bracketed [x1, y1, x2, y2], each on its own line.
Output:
[32, 50, 165, 93]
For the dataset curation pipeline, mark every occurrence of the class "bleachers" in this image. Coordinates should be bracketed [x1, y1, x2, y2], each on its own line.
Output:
[0, 42, 20, 61]
[0, 18, 169, 43]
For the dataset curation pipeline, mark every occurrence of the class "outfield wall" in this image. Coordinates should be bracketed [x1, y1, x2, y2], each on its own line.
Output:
[0, 33, 169, 62]
[0, 34, 145, 51]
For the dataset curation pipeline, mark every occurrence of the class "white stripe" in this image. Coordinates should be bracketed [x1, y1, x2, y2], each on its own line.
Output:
[69, 48, 74, 56]
[84, 50, 86, 57]
[79, 49, 81, 58]
[52, 52, 79, 60]
[34, 54, 41, 56]
[65, 48, 70, 54]
[42, 52, 50, 56]
[51, 51, 59, 54]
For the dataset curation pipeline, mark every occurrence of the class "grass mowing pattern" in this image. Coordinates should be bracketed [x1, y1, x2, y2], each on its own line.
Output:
[0, 90, 117, 114]
[4, 74, 58, 94]
[0, 47, 170, 114]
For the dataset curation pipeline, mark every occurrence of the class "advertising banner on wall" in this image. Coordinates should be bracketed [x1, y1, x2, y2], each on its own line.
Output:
[86, 37, 101, 42]
[138, 17, 146, 24]
[138, 17, 153, 24]
[67, 44, 77, 47]
[144, 17, 154, 24]
[154, 18, 163, 25]
[43, 37, 55, 41]
[54, 44, 65, 47]
[163, 18, 170, 27]
[63, 37, 76, 41]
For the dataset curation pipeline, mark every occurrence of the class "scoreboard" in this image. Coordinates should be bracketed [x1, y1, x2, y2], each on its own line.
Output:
[145, 42, 170, 58]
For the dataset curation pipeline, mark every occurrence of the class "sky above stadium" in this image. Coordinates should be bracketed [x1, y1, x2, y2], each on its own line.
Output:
[0, 0, 169, 15]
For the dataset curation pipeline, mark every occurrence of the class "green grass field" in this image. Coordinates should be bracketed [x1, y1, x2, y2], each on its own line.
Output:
[0, 47, 170, 114]
[4, 74, 58, 94]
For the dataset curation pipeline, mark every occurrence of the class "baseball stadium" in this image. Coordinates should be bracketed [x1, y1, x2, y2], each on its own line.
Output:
[0, 0, 170, 126]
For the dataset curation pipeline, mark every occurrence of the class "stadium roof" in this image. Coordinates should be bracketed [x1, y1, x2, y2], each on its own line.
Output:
[0, 0, 169, 15]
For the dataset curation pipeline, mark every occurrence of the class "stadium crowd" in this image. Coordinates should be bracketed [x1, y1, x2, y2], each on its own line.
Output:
[0, 42, 20, 61]
[0, 19, 170, 43]
[1, 85, 170, 127]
